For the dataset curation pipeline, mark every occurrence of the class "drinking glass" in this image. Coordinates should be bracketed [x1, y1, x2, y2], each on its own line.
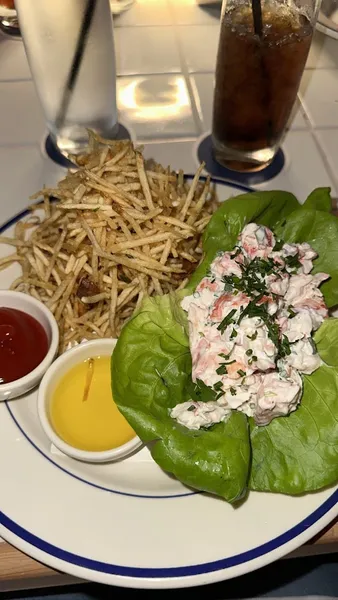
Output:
[212, 0, 321, 172]
[15, 0, 118, 156]
[0, 0, 20, 35]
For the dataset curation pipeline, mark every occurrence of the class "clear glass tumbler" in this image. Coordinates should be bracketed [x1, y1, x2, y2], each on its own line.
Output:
[15, 0, 118, 156]
[212, 0, 321, 172]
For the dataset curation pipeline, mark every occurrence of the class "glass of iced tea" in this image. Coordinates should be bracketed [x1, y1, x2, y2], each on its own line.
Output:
[0, 0, 20, 35]
[212, 0, 320, 172]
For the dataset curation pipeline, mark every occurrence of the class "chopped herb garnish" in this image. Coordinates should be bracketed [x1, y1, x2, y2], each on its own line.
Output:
[219, 352, 231, 360]
[230, 328, 238, 339]
[288, 306, 296, 318]
[237, 369, 246, 377]
[237, 293, 265, 324]
[284, 254, 301, 271]
[223, 282, 233, 293]
[191, 379, 216, 402]
[246, 349, 253, 356]
[266, 321, 279, 348]
[248, 355, 258, 366]
[230, 387, 237, 396]
[213, 381, 223, 392]
[273, 239, 284, 252]
[216, 359, 236, 375]
[248, 331, 258, 341]
[187, 405, 195, 412]
[217, 308, 237, 333]
[278, 335, 291, 358]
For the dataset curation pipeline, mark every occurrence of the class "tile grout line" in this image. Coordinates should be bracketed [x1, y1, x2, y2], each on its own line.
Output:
[311, 129, 338, 193]
[297, 84, 338, 192]
[138, 136, 199, 146]
[294, 91, 337, 191]
[0, 78, 32, 84]
[116, 69, 183, 77]
[168, 3, 205, 136]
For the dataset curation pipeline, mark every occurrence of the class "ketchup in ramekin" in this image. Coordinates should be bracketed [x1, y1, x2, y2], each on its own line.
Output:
[0, 307, 48, 383]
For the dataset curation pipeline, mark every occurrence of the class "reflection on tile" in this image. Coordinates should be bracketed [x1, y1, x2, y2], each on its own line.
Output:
[117, 75, 198, 139]
[190, 73, 215, 131]
[299, 69, 338, 127]
[0, 36, 31, 81]
[115, 26, 181, 76]
[256, 131, 335, 198]
[0, 81, 46, 144]
[306, 30, 338, 69]
[177, 25, 220, 72]
[0, 145, 65, 224]
[315, 129, 338, 189]
[143, 140, 197, 173]
[170, 0, 221, 25]
[113, 0, 172, 26]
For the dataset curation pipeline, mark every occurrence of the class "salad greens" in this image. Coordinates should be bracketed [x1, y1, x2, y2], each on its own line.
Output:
[112, 187, 338, 502]
[113, 294, 250, 502]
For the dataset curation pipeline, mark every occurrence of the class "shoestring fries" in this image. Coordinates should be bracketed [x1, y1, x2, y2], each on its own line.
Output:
[0, 137, 218, 352]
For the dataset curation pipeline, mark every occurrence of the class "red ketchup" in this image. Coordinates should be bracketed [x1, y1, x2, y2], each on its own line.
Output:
[0, 307, 49, 383]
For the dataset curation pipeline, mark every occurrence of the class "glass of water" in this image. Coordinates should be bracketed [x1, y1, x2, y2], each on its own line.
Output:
[15, 0, 118, 156]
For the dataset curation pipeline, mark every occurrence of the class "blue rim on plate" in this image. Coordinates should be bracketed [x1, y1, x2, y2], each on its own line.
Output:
[0, 176, 337, 582]
[1, 489, 337, 578]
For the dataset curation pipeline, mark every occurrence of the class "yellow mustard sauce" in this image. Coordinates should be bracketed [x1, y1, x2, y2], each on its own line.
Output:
[50, 355, 135, 452]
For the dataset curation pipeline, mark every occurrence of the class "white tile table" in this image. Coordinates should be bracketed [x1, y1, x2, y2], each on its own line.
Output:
[1, 0, 338, 590]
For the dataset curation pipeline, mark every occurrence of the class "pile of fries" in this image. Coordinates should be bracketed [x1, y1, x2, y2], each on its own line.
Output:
[0, 136, 217, 351]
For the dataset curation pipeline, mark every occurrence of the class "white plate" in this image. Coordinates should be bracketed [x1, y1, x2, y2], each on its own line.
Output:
[0, 178, 337, 589]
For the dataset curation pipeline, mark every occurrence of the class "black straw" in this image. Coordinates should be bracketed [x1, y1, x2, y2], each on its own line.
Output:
[55, 0, 97, 130]
[251, 0, 263, 37]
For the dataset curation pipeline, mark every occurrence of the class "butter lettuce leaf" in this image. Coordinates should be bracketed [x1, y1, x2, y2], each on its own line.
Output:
[303, 187, 332, 213]
[314, 318, 338, 367]
[112, 294, 250, 503]
[112, 187, 338, 500]
[250, 319, 338, 494]
[274, 209, 338, 307]
[188, 190, 298, 289]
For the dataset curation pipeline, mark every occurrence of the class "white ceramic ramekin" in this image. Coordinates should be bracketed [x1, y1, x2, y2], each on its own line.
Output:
[0, 290, 59, 401]
[37, 338, 142, 463]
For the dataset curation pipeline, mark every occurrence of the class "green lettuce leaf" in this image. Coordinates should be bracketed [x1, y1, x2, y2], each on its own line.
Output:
[112, 187, 338, 500]
[274, 209, 338, 307]
[250, 319, 338, 495]
[112, 294, 250, 503]
[188, 190, 298, 289]
[314, 318, 338, 367]
[302, 187, 332, 212]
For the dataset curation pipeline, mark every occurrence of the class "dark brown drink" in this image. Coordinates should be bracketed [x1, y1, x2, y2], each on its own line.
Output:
[212, 1, 313, 171]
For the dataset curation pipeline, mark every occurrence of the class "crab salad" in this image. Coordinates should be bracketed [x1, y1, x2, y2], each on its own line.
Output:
[171, 223, 329, 429]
